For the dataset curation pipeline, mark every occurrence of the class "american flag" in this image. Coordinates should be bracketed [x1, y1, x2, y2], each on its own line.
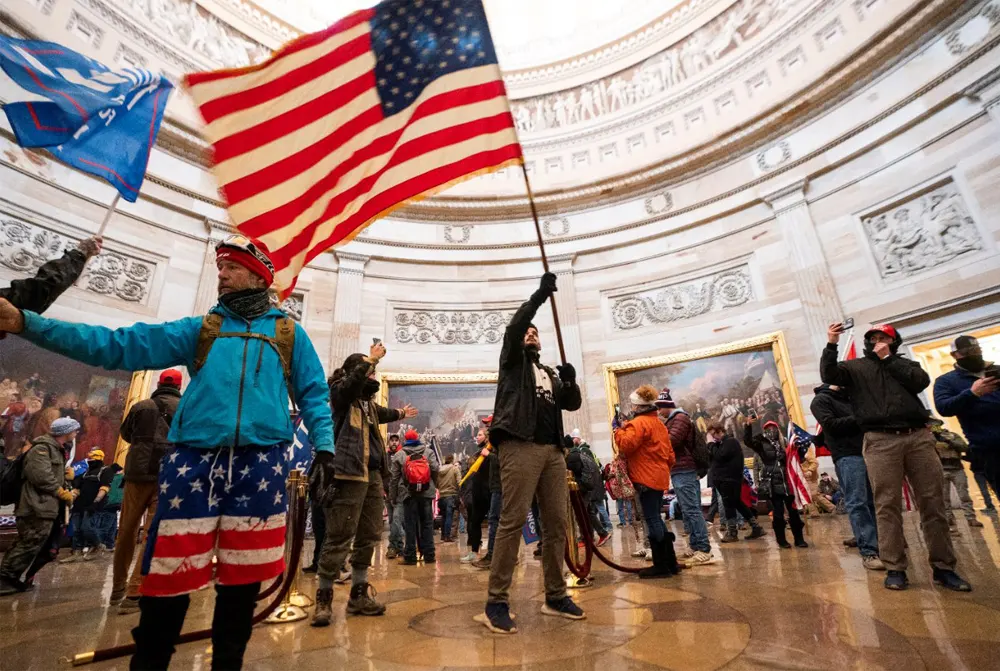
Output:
[785, 422, 813, 511]
[185, 0, 522, 296]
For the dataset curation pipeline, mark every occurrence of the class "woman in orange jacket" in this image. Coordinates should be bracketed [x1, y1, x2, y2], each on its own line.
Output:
[614, 384, 678, 578]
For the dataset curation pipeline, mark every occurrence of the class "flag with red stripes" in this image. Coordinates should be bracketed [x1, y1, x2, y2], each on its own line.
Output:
[184, 0, 522, 296]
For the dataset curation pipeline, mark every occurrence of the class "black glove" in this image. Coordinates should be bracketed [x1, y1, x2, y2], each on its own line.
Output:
[556, 363, 576, 384]
[538, 272, 558, 296]
[309, 450, 337, 506]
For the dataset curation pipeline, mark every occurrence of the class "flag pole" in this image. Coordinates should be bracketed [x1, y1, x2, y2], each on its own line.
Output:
[96, 193, 121, 237]
[517, 161, 568, 365]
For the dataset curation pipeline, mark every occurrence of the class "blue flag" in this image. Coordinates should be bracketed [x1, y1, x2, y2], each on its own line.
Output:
[287, 417, 314, 474]
[0, 36, 172, 201]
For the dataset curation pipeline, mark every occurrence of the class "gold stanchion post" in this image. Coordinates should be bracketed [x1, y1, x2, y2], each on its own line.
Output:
[265, 469, 310, 623]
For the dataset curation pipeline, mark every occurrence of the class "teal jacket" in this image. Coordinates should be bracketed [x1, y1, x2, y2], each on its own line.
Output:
[19, 305, 334, 453]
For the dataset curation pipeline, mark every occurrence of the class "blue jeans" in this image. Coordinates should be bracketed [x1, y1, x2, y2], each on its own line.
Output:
[672, 469, 710, 552]
[389, 500, 405, 552]
[439, 496, 456, 540]
[403, 497, 435, 561]
[597, 499, 612, 534]
[638, 488, 667, 542]
[94, 510, 118, 548]
[835, 455, 879, 557]
[616, 498, 634, 525]
[486, 491, 502, 556]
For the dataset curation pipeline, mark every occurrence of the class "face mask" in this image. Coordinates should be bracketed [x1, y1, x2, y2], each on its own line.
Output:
[957, 355, 986, 372]
[362, 378, 380, 397]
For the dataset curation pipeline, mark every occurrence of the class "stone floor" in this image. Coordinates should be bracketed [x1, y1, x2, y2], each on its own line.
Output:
[2, 512, 1000, 670]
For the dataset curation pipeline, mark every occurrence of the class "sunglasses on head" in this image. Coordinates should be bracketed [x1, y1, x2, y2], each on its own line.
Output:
[216, 235, 274, 273]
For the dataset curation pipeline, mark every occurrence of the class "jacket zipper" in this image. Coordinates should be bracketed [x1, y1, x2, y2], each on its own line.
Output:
[234, 321, 251, 447]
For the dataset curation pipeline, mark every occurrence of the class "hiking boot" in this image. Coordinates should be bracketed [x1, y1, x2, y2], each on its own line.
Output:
[884, 570, 908, 591]
[720, 524, 739, 543]
[541, 596, 586, 620]
[347, 583, 386, 616]
[682, 551, 715, 567]
[745, 521, 765, 540]
[386, 547, 399, 559]
[472, 554, 492, 569]
[861, 555, 885, 571]
[933, 569, 972, 592]
[117, 596, 141, 615]
[475, 602, 517, 634]
[310, 588, 334, 627]
[59, 550, 85, 564]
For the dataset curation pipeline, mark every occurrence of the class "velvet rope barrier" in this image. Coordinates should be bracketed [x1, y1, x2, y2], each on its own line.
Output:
[564, 482, 646, 576]
[66, 473, 308, 666]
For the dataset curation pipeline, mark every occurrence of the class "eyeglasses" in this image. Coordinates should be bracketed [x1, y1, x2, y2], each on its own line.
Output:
[216, 235, 274, 274]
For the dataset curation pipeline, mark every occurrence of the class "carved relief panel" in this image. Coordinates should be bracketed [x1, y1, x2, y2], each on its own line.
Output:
[859, 180, 984, 280]
[610, 265, 755, 330]
[393, 309, 514, 346]
[279, 293, 304, 322]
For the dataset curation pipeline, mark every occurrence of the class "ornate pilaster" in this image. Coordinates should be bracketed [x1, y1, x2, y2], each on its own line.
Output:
[762, 180, 843, 356]
[193, 220, 230, 314]
[549, 254, 591, 437]
[330, 251, 369, 367]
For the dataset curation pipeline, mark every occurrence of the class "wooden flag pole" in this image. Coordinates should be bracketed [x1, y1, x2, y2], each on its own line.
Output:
[518, 161, 568, 365]
[96, 193, 121, 237]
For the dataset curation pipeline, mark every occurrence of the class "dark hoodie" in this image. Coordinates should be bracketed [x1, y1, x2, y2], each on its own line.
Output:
[819, 330, 930, 431]
[810, 384, 864, 461]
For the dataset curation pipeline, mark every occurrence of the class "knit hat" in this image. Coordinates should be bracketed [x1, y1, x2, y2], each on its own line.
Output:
[216, 235, 275, 286]
[404, 429, 420, 446]
[159, 369, 182, 387]
[50, 416, 81, 437]
[570, 428, 582, 439]
[87, 448, 105, 462]
[629, 384, 658, 407]
[654, 388, 676, 409]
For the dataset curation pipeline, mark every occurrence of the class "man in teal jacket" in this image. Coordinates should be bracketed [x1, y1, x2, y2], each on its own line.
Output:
[0, 235, 333, 671]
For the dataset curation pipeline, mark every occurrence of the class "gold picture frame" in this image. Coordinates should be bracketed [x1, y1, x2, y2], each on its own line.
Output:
[377, 371, 498, 447]
[112, 369, 154, 466]
[602, 331, 805, 449]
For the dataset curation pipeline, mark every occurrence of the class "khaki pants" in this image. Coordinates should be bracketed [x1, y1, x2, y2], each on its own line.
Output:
[111, 481, 159, 597]
[317, 471, 385, 581]
[942, 467, 976, 523]
[863, 429, 956, 572]
[488, 441, 568, 604]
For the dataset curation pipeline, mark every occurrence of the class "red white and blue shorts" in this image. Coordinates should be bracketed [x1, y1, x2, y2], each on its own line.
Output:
[140, 443, 288, 597]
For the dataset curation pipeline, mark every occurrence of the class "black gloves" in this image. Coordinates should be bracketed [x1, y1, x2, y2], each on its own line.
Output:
[309, 450, 337, 506]
[539, 272, 558, 296]
[556, 363, 576, 384]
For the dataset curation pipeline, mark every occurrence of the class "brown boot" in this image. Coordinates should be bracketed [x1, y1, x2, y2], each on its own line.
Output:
[310, 587, 333, 627]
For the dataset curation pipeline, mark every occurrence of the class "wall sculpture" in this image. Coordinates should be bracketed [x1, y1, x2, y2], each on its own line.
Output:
[394, 309, 514, 345]
[279, 293, 304, 321]
[861, 181, 984, 280]
[610, 266, 755, 330]
[0, 217, 155, 304]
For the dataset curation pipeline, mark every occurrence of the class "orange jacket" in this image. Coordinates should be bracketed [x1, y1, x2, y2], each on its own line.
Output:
[614, 411, 675, 491]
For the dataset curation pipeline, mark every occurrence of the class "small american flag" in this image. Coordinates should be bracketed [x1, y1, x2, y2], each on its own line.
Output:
[785, 422, 813, 511]
[185, 0, 522, 296]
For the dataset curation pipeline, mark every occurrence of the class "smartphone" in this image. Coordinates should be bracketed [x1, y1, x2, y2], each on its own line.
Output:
[840, 317, 855, 331]
[613, 403, 621, 419]
[747, 409, 758, 422]
[985, 365, 1000, 379]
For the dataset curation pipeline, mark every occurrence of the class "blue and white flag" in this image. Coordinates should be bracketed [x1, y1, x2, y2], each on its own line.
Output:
[287, 416, 314, 473]
[0, 36, 172, 201]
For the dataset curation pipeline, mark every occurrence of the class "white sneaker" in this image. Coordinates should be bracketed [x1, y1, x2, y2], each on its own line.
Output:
[683, 551, 715, 567]
[631, 548, 647, 558]
[460, 552, 477, 563]
[861, 555, 886, 571]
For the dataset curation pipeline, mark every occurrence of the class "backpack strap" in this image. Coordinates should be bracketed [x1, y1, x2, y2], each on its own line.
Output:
[193, 314, 224, 374]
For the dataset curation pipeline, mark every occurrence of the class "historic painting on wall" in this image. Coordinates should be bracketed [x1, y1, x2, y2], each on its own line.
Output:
[0, 338, 133, 462]
[605, 333, 804, 451]
[380, 374, 497, 462]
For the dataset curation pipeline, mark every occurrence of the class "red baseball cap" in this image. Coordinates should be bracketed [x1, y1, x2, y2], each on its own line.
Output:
[159, 369, 182, 387]
[864, 324, 898, 340]
[482, 414, 493, 426]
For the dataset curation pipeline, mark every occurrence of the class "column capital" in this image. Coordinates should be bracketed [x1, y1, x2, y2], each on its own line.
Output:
[761, 178, 810, 216]
[204, 218, 233, 243]
[335, 251, 370, 276]
[549, 253, 577, 275]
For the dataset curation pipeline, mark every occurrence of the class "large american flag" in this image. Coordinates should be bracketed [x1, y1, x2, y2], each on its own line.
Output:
[185, 0, 522, 295]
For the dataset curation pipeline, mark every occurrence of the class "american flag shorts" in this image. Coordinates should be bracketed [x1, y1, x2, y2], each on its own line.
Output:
[140, 443, 289, 597]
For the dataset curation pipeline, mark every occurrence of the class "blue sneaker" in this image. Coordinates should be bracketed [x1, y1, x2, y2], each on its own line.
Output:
[541, 596, 586, 620]
[475, 602, 517, 634]
[884, 570, 908, 591]
[933, 568, 972, 592]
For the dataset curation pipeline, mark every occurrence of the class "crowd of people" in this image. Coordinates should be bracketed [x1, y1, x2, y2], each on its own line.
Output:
[0, 234, 997, 668]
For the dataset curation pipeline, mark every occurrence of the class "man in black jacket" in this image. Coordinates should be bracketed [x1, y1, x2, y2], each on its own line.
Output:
[821, 322, 970, 592]
[810, 384, 882, 571]
[1, 236, 102, 313]
[477, 273, 585, 634]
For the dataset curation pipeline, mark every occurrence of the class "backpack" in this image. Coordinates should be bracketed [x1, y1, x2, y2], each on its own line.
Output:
[0, 453, 25, 507]
[575, 448, 603, 499]
[605, 455, 635, 500]
[105, 472, 125, 509]
[404, 453, 432, 493]
[193, 314, 297, 404]
[668, 410, 711, 479]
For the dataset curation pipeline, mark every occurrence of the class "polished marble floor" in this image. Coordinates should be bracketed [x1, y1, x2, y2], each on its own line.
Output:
[2, 512, 1000, 670]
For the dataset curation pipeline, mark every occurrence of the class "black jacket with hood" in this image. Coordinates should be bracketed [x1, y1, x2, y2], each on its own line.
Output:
[1, 249, 87, 313]
[488, 287, 582, 447]
[809, 384, 864, 462]
[120, 385, 181, 483]
[819, 331, 930, 431]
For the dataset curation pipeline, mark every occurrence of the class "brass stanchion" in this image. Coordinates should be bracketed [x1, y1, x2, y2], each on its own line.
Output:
[266, 469, 310, 623]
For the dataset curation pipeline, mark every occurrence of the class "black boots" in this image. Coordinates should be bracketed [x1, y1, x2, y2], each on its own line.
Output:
[638, 533, 679, 579]
[311, 587, 333, 627]
[774, 522, 791, 549]
[790, 516, 808, 548]
[745, 518, 765, 539]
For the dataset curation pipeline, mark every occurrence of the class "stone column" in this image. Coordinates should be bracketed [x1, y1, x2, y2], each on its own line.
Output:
[549, 254, 591, 438]
[329, 251, 369, 367]
[193, 220, 230, 314]
[763, 180, 843, 356]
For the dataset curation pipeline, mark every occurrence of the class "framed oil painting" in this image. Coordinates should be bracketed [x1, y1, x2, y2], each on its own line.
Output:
[378, 373, 497, 461]
[603, 332, 804, 452]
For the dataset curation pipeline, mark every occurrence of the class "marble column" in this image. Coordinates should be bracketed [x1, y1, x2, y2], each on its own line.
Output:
[330, 251, 369, 367]
[549, 253, 591, 438]
[193, 220, 230, 314]
[763, 180, 843, 356]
